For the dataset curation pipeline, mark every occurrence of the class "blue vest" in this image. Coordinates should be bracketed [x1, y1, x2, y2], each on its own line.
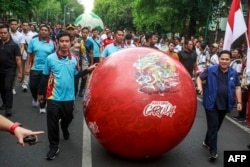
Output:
[202, 65, 238, 111]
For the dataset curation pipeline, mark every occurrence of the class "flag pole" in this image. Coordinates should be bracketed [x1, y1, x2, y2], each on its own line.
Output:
[246, 0, 250, 126]
[244, 2, 250, 47]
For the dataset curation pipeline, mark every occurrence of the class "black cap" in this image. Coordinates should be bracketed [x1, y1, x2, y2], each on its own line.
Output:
[65, 23, 76, 30]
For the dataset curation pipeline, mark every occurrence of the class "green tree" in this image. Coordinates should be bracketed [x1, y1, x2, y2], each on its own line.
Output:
[0, 0, 83, 24]
[93, 0, 229, 39]
[94, 0, 133, 30]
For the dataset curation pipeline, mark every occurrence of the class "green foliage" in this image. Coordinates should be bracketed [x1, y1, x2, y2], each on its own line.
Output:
[94, 0, 133, 31]
[0, 0, 83, 24]
[93, 0, 231, 38]
[0, 0, 231, 39]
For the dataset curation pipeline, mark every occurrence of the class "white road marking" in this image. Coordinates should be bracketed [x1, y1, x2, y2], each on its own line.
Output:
[81, 97, 249, 167]
[82, 119, 92, 167]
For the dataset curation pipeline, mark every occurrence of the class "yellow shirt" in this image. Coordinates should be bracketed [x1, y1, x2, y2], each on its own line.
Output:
[166, 50, 179, 61]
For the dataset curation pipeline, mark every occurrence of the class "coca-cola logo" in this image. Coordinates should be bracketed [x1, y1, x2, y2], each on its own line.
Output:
[143, 101, 176, 118]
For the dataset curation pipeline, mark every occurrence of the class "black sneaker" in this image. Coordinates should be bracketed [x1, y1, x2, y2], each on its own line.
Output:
[0, 104, 5, 110]
[5, 108, 12, 117]
[209, 153, 218, 161]
[233, 115, 241, 120]
[236, 117, 246, 123]
[46, 148, 59, 160]
[62, 128, 70, 140]
[202, 141, 210, 150]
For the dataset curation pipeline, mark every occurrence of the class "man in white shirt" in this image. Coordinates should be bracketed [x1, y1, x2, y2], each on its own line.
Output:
[174, 37, 182, 53]
[21, 21, 35, 92]
[124, 33, 136, 48]
[9, 19, 25, 95]
[209, 43, 219, 66]
[100, 28, 110, 42]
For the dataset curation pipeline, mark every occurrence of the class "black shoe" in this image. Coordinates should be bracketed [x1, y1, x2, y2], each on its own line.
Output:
[209, 153, 218, 161]
[5, 108, 12, 117]
[247, 144, 250, 150]
[237, 117, 246, 123]
[78, 91, 83, 97]
[0, 104, 5, 110]
[62, 128, 70, 140]
[233, 115, 241, 120]
[46, 147, 60, 160]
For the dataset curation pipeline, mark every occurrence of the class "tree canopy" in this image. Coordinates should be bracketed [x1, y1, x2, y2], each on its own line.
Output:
[94, 0, 232, 38]
[0, 0, 83, 24]
[0, 0, 236, 39]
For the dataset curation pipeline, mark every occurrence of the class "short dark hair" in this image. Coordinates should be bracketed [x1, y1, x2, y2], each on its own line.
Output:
[81, 27, 89, 31]
[233, 48, 242, 57]
[218, 50, 232, 58]
[0, 24, 9, 30]
[56, 31, 70, 40]
[145, 32, 157, 42]
[8, 18, 18, 24]
[125, 33, 132, 40]
[22, 21, 30, 26]
[184, 39, 192, 45]
[31, 24, 37, 31]
[92, 28, 98, 32]
[200, 43, 206, 50]
[168, 41, 176, 46]
[114, 29, 123, 34]
[40, 24, 50, 31]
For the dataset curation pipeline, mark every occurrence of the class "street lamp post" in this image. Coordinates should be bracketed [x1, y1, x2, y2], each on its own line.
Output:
[46, 0, 49, 23]
[63, 3, 72, 27]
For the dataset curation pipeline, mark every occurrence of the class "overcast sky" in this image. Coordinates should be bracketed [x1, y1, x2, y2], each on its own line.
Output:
[78, 0, 94, 13]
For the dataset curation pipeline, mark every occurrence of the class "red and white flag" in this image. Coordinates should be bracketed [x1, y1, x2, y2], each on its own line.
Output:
[245, 5, 250, 84]
[223, 0, 247, 50]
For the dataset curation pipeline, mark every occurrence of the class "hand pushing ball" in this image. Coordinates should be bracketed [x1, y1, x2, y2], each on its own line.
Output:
[83, 47, 197, 159]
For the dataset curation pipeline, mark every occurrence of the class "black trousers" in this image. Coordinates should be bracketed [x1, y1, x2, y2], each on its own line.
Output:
[239, 88, 248, 118]
[29, 70, 46, 108]
[74, 75, 88, 95]
[79, 76, 88, 92]
[47, 99, 74, 148]
[93, 57, 100, 64]
[204, 108, 227, 154]
[0, 70, 16, 109]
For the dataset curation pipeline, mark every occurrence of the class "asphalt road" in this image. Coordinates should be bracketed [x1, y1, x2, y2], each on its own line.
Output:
[0, 86, 250, 167]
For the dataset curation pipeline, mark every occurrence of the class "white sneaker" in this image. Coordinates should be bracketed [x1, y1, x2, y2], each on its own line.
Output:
[22, 84, 28, 92]
[32, 99, 39, 107]
[12, 89, 16, 95]
[39, 108, 46, 114]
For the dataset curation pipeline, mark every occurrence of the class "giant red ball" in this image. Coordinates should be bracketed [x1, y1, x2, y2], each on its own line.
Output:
[83, 47, 197, 159]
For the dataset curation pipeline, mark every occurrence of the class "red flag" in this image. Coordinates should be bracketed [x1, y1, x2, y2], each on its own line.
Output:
[246, 4, 250, 84]
[223, 0, 247, 50]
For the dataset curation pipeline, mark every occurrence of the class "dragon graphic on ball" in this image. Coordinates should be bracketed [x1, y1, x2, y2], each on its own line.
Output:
[134, 52, 180, 96]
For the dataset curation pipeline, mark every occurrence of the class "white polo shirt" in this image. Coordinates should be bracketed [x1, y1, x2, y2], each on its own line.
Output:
[10, 30, 25, 47]
[22, 31, 35, 59]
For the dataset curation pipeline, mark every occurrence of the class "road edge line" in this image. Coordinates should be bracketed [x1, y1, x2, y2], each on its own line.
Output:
[197, 97, 250, 134]
[82, 119, 92, 167]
